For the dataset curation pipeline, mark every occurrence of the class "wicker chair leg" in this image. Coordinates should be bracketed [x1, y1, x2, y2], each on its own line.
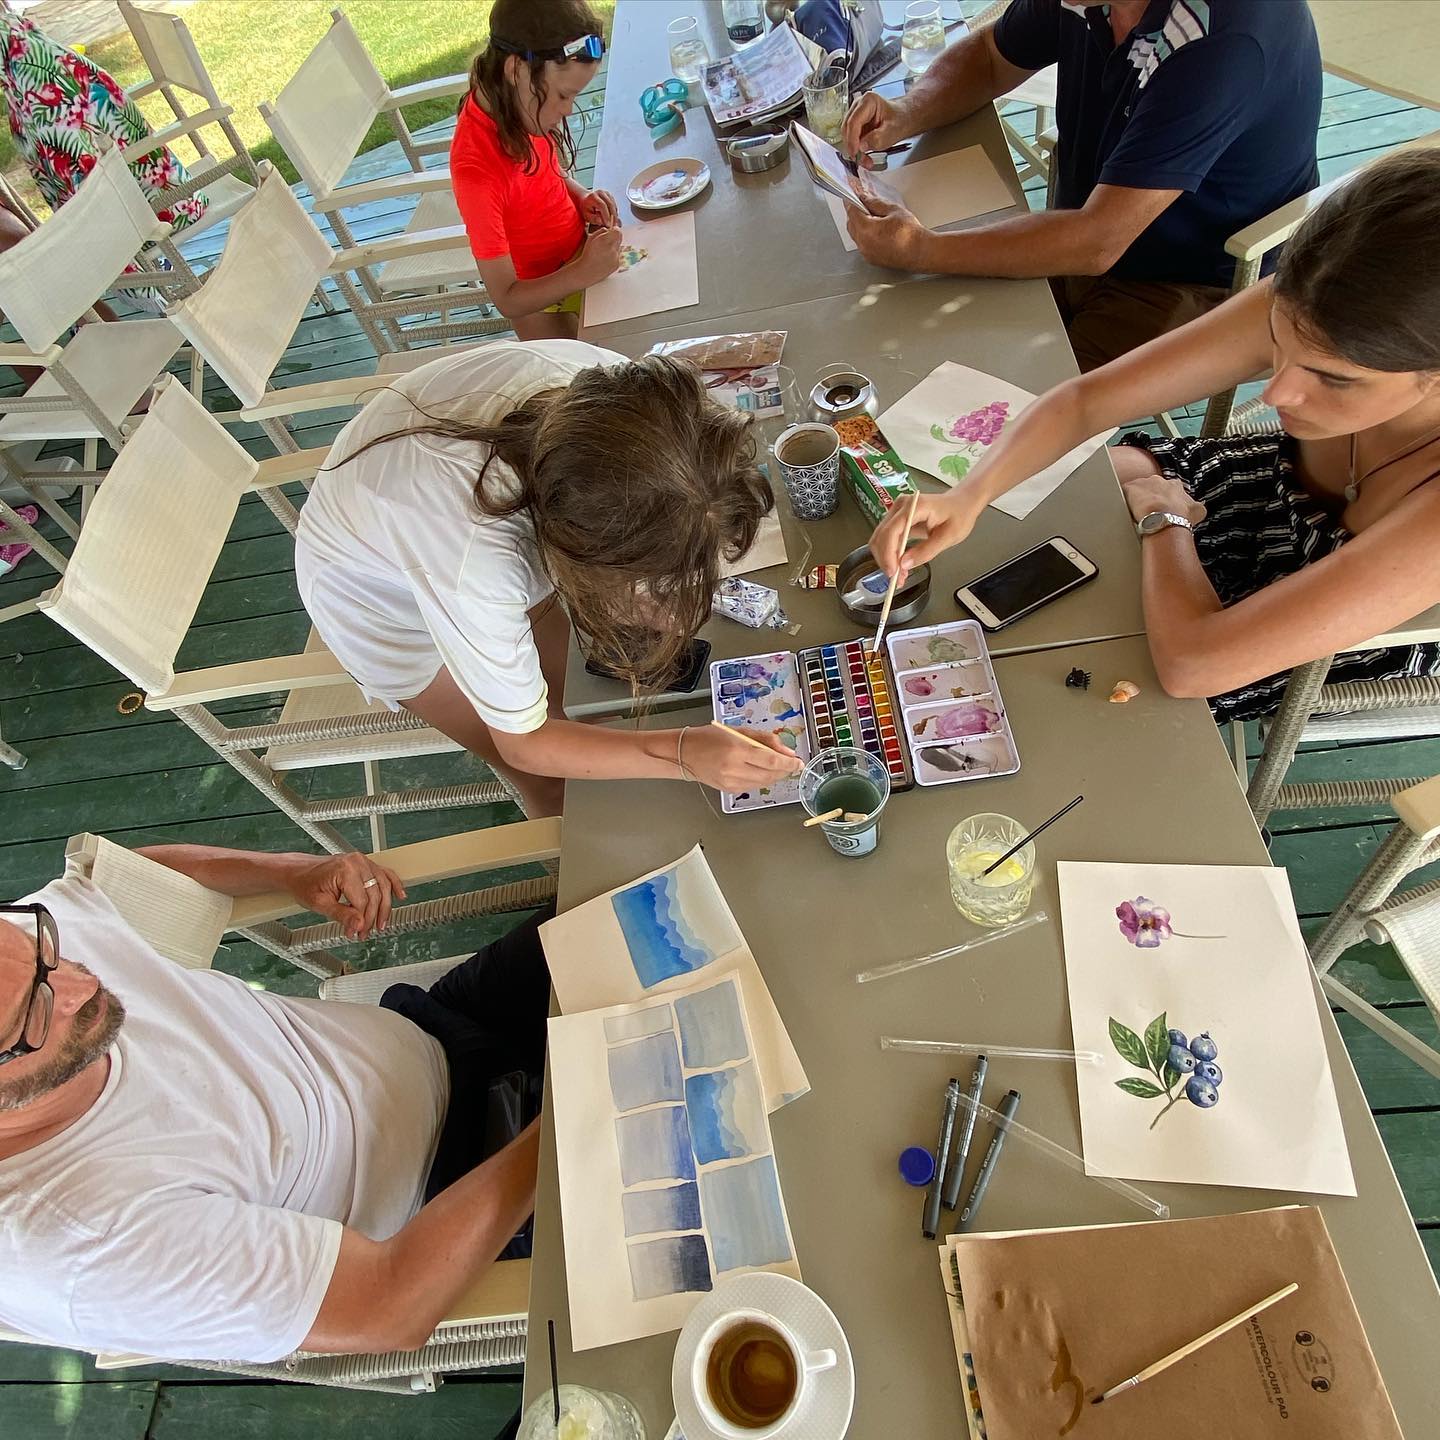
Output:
[1308, 820, 1436, 973]
[0, 733, 24, 769]
[1246, 655, 1333, 828]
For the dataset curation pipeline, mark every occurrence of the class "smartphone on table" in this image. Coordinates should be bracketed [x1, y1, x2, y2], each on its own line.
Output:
[584, 638, 713, 692]
[954, 536, 1098, 631]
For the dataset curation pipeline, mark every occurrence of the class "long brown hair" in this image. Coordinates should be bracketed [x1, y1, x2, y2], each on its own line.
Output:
[330, 355, 773, 688]
[1274, 148, 1440, 373]
[466, 0, 603, 174]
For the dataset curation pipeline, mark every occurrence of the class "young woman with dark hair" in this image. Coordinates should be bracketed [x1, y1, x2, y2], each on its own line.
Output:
[872, 148, 1440, 723]
[451, 0, 622, 339]
[294, 342, 800, 819]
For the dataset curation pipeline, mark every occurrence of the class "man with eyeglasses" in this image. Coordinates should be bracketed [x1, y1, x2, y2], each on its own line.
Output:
[0, 843, 549, 1364]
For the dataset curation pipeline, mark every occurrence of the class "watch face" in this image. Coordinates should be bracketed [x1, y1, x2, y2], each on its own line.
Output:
[1139, 512, 1174, 536]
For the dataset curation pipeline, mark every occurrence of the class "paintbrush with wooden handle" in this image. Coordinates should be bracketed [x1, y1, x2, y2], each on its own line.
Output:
[872, 490, 921, 654]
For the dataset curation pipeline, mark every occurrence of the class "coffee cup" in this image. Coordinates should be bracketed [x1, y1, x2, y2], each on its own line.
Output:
[692, 1309, 837, 1438]
[772, 422, 841, 521]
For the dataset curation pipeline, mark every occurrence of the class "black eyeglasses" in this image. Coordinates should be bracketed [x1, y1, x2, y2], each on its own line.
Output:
[0, 903, 58, 1066]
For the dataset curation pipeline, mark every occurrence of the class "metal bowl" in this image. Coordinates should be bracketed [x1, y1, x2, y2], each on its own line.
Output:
[836, 543, 931, 627]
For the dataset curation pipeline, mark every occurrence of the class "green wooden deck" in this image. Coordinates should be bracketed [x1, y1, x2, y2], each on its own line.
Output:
[2, 46, 1438, 1440]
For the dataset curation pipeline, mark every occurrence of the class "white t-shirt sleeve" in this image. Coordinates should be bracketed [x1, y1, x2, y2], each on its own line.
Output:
[68, 1197, 342, 1364]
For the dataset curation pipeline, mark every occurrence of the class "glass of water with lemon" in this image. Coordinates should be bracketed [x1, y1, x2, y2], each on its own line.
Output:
[901, 1, 949, 76]
[946, 813, 1036, 927]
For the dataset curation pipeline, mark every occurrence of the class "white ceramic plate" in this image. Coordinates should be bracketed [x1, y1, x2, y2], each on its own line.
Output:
[627, 158, 712, 211]
[671, 1274, 856, 1440]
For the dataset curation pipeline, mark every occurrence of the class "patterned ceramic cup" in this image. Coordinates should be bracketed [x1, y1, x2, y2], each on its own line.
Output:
[772, 423, 841, 521]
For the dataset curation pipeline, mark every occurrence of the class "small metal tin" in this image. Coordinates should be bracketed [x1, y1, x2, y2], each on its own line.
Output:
[809, 365, 879, 425]
[727, 124, 789, 173]
[836, 543, 930, 627]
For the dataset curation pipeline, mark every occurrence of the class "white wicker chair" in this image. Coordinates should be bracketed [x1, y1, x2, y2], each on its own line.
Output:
[0, 829, 550, 1390]
[34, 378, 541, 909]
[257, 8, 510, 354]
[117, 0, 334, 316]
[0, 145, 201, 550]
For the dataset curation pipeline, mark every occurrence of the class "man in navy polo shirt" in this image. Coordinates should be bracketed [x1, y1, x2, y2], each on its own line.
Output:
[841, 0, 1321, 370]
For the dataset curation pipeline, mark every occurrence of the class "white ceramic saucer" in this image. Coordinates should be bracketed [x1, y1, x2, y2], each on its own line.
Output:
[627, 158, 712, 211]
[671, 1274, 856, 1440]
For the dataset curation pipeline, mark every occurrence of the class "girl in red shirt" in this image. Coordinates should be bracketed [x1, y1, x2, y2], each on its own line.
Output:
[453, 0, 622, 340]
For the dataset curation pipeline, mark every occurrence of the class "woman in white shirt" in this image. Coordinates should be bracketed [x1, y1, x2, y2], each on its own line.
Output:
[296, 340, 799, 817]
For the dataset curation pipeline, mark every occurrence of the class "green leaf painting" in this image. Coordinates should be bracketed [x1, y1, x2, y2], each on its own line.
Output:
[1107, 1017, 1148, 1071]
[938, 453, 972, 482]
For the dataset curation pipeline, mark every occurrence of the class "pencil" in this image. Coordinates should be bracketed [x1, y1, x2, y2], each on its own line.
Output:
[873, 491, 921, 653]
[1090, 1282, 1299, 1405]
[709, 720, 803, 771]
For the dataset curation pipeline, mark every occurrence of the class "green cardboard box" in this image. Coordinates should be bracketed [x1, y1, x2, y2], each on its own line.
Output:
[831, 413, 918, 526]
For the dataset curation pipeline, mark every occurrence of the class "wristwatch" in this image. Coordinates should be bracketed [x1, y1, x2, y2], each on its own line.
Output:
[1135, 510, 1195, 540]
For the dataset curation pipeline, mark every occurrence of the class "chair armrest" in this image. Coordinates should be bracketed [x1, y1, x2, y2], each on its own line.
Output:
[119, 105, 233, 163]
[382, 74, 469, 110]
[237, 374, 390, 423]
[314, 168, 454, 212]
[127, 77, 161, 101]
[329, 224, 469, 274]
[247, 447, 329, 490]
[145, 650, 353, 710]
[226, 821, 563, 927]
[1361, 602, 1440, 650]
[0, 342, 62, 368]
[439, 1258, 531, 1327]
[1393, 776, 1440, 844]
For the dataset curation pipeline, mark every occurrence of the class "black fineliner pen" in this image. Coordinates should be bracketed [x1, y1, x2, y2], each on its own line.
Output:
[923, 1077, 961, 1240]
[957, 1089, 1021, 1233]
[942, 1055, 987, 1211]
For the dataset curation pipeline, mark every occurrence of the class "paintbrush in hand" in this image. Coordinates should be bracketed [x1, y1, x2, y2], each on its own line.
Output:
[872, 490, 921, 654]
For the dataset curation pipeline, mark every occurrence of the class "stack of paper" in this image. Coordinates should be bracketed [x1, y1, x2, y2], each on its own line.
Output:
[701, 23, 819, 128]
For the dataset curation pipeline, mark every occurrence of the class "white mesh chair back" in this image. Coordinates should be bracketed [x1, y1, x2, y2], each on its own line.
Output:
[167, 164, 334, 408]
[0, 146, 168, 351]
[64, 833, 233, 970]
[118, 0, 220, 104]
[260, 10, 389, 199]
[1370, 889, 1440, 1027]
[37, 379, 259, 695]
[318, 955, 465, 1004]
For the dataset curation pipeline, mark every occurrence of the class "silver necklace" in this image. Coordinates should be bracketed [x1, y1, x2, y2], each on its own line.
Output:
[1345, 416, 1440, 504]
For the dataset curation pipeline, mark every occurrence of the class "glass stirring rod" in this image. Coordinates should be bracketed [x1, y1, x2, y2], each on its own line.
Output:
[855, 910, 1049, 984]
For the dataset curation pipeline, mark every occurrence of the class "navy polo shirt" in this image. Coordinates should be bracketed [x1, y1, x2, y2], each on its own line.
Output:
[994, 0, 1321, 287]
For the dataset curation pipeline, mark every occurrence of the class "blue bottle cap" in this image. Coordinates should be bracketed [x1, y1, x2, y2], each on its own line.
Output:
[899, 1146, 935, 1187]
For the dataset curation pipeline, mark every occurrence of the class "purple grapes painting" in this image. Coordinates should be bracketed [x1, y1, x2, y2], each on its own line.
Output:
[1109, 1013, 1224, 1130]
[929, 401, 1011, 482]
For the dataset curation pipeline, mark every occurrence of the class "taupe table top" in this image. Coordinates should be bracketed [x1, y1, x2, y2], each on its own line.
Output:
[530, 635, 1440, 1435]
[1310, 0, 1440, 110]
[566, 281, 1146, 719]
[581, 0, 1025, 343]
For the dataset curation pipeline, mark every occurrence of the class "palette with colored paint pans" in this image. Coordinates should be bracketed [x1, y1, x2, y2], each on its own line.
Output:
[710, 650, 812, 813]
[797, 637, 913, 790]
[627, 157, 711, 211]
[886, 619, 1021, 788]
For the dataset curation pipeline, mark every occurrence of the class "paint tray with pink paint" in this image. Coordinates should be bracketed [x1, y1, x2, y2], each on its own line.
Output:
[710, 650, 812, 813]
[886, 618, 1021, 787]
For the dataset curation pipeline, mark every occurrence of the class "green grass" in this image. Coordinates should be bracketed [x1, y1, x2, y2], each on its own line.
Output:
[4, 0, 614, 205]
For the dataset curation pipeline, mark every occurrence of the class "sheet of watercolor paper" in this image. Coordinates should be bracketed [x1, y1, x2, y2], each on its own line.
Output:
[550, 972, 801, 1351]
[1058, 862, 1355, 1195]
[720, 509, 788, 578]
[582, 211, 698, 328]
[875, 361, 1113, 519]
[540, 847, 808, 1109]
[823, 146, 1016, 254]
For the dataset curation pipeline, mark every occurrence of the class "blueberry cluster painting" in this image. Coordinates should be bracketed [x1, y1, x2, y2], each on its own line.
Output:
[1058, 861, 1356, 1196]
[549, 973, 801, 1351]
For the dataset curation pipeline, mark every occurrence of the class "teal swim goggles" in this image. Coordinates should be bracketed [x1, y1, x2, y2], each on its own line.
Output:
[640, 78, 689, 138]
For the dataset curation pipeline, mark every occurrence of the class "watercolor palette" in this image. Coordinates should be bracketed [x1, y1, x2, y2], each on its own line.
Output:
[886, 619, 1021, 789]
[797, 638, 912, 790]
[710, 651, 813, 814]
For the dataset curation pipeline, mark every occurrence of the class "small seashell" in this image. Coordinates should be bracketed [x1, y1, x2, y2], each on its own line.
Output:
[1108, 680, 1140, 704]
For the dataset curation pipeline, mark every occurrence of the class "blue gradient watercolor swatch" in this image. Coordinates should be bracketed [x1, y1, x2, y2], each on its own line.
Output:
[685, 1062, 766, 1164]
[675, 980, 749, 1069]
[627, 1233, 713, 1300]
[701, 1156, 793, 1272]
[621, 1182, 703, 1237]
[608, 1031, 684, 1113]
[615, 1105, 697, 1186]
[603, 1003, 673, 1045]
[611, 854, 742, 989]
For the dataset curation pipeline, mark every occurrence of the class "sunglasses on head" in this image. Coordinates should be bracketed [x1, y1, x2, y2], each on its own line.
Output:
[494, 33, 606, 64]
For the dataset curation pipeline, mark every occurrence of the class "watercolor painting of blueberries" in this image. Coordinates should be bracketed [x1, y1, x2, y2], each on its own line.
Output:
[1109, 1013, 1223, 1130]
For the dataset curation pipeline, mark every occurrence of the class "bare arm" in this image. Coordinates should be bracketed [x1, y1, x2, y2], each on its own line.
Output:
[1121, 470, 1440, 699]
[871, 281, 1275, 575]
[304, 1121, 540, 1353]
[849, 182, 1182, 278]
[474, 238, 618, 319]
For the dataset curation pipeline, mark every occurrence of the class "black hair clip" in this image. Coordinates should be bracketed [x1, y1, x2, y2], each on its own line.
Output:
[1065, 667, 1091, 690]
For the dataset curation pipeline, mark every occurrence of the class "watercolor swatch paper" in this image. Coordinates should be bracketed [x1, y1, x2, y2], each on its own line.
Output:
[541, 847, 808, 1109]
[1058, 861, 1356, 1195]
[582, 211, 699, 328]
[823, 146, 1015, 253]
[876, 361, 1114, 519]
[550, 973, 801, 1351]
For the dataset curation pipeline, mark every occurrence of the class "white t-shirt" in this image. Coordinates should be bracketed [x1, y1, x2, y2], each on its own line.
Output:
[0, 876, 448, 1364]
[295, 339, 624, 734]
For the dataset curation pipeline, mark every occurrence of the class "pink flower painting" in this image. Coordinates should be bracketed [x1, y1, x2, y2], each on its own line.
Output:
[1116, 896, 1172, 947]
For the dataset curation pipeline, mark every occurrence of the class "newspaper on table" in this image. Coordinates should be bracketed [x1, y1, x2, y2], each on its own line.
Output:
[701, 22, 822, 129]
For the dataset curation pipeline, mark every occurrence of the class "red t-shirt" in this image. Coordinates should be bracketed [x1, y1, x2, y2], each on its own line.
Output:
[450, 97, 584, 280]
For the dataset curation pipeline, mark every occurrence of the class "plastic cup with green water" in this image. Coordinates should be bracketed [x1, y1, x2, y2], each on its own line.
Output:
[800, 746, 891, 857]
[946, 813, 1036, 926]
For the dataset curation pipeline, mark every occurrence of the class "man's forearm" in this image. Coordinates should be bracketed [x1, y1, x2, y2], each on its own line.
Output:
[136, 844, 316, 897]
[914, 208, 1109, 279]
